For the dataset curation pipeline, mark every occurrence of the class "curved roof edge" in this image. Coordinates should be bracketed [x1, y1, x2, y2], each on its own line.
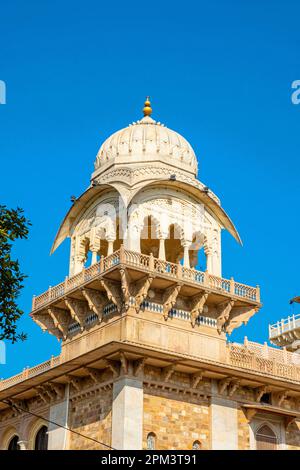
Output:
[51, 180, 242, 255]
[132, 179, 242, 245]
[50, 184, 122, 254]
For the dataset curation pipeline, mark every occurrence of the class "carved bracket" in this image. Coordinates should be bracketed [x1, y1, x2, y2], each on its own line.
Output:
[255, 386, 268, 402]
[189, 292, 208, 327]
[218, 378, 231, 395]
[82, 288, 106, 323]
[226, 306, 259, 334]
[190, 371, 203, 389]
[134, 358, 146, 377]
[101, 279, 123, 313]
[48, 307, 70, 340]
[162, 284, 182, 320]
[132, 275, 154, 313]
[32, 312, 62, 339]
[216, 300, 235, 334]
[162, 365, 175, 383]
[64, 298, 87, 330]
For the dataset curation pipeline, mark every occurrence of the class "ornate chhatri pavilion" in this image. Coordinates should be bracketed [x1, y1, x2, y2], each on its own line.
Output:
[1, 98, 300, 450]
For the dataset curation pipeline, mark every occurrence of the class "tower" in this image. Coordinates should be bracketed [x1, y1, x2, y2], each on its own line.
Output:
[5, 99, 300, 451]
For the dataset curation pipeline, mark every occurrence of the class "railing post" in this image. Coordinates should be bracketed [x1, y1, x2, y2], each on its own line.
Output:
[256, 285, 260, 303]
[48, 286, 52, 301]
[283, 347, 288, 364]
[244, 336, 249, 348]
[177, 263, 182, 280]
[204, 270, 210, 287]
[50, 355, 54, 367]
[263, 342, 269, 359]
[120, 244, 125, 263]
[100, 255, 104, 273]
[230, 277, 235, 295]
[149, 252, 154, 271]
[64, 276, 68, 294]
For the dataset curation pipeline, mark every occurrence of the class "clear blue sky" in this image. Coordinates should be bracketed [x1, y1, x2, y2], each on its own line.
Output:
[1, 0, 300, 378]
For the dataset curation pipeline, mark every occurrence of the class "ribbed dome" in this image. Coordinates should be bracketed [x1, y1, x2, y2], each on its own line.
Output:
[94, 115, 198, 175]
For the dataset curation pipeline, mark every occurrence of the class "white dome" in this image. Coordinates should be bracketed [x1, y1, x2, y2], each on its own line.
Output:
[94, 115, 198, 176]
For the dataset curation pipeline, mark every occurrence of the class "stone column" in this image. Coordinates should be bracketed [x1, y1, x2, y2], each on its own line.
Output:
[128, 224, 141, 253]
[210, 381, 238, 449]
[111, 377, 143, 450]
[158, 237, 166, 261]
[182, 240, 191, 268]
[107, 238, 115, 256]
[48, 385, 70, 450]
[91, 250, 98, 265]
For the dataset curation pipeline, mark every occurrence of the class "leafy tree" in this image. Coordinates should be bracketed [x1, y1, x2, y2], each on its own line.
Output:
[0, 205, 31, 342]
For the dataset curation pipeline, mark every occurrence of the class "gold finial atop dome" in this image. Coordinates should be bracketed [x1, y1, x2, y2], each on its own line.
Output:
[143, 96, 152, 116]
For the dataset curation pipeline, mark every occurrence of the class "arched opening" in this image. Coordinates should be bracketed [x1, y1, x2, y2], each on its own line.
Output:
[256, 424, 278, 450]
[165, 224, 183, 264]
[192, 440, 201, 450]
[34, 425, 48, 450]
[146, 432, 156, 450]
[8, 435, 20, 450]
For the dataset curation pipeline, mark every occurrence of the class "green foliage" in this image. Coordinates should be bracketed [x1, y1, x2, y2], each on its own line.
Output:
[0, 205, 31, 342]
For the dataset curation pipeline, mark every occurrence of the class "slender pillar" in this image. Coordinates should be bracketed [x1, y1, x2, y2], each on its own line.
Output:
[107, 239, 115, 256]
[112, 377, 143, 450]
[91, 250, 98, 265]
[128, 224, 141, 252]
[158, 237, 166, 261]
[182, 241, 190, 268]
[74, 255, 85, 274]
[205, 249, 213, 274]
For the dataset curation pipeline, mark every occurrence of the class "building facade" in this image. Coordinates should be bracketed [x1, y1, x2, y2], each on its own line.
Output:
[1, 98, 300, 450]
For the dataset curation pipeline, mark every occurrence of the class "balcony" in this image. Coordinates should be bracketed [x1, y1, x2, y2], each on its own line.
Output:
[269, 314, 300, 350]
[32, 247, 260, 312]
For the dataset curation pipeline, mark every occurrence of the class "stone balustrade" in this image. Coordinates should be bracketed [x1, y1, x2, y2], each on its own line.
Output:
[269, 314, 300, 339]
[1, 337, 300, 392]
[32, 247, 260, 311]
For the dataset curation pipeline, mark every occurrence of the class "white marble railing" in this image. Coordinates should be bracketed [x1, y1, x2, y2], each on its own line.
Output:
[32, 248, 260, 311]
[269, 314, 300, 339]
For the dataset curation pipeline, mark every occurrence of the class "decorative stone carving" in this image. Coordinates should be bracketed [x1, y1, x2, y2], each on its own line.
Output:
[131, 275, 154, 313]
[162, 284, 182, 320]
[190, 372, 203, 389]
[120, 268, 131, 311]
[162, 365, 175, 382]
[255, 386, 268, 402]
[216, 300, 235, 334]
[226, 306, 259, 334]
[48, 307, 70, 340]
[64, 298, 88, 330]
[81, 288, 106, 322]
[32, 312, 62, 339]
[100, 279, 123, 313]
[218, 378, 231, 395]
[189, 292, 209, 327]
